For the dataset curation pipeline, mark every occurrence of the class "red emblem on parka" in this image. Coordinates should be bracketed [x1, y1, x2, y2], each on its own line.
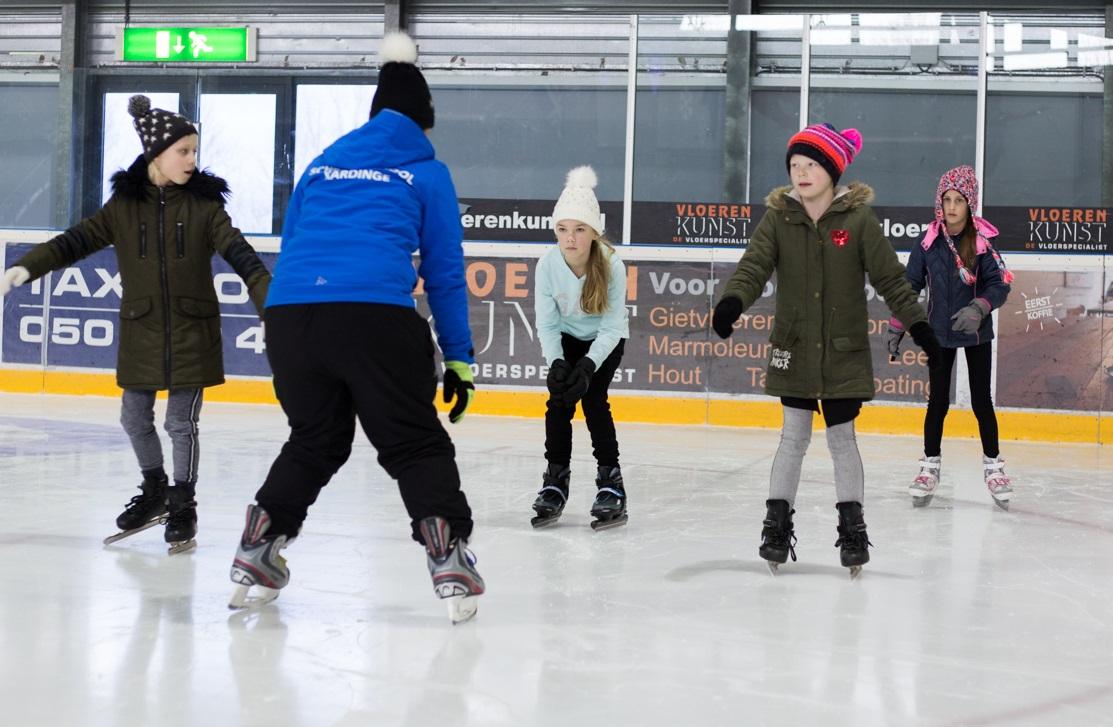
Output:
[831, 229, 850, 247]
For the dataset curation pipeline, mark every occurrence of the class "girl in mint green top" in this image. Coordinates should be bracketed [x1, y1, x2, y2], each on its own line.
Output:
[530, 166, 630, 531]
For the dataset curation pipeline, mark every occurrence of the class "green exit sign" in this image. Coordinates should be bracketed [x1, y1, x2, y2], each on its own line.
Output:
[118, 27, 257, 63]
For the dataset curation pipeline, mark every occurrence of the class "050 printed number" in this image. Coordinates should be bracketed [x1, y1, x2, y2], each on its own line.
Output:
[18, 316, 267, 354]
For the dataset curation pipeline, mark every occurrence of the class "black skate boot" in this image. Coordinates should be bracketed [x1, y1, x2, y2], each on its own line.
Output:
[531, 462, 570, 528]
[104, 471, 169, 545]
[420, 516, 485, 624]
[164, 482, 198, 555]
[590, 465, 628, 531]
[834, 501, 872, 579]
[758, 499, 797, 574]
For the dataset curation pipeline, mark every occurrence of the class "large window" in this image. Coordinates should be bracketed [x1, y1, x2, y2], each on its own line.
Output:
[806, 13, 979, 206]
[0, 83, 58, 229]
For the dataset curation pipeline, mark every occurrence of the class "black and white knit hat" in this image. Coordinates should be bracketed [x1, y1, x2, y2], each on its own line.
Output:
[369, 32, 435, 130]
[128, 95, 198, 162]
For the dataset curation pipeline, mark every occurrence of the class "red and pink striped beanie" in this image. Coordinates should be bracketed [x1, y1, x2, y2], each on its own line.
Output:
[785, 123, 863, 184]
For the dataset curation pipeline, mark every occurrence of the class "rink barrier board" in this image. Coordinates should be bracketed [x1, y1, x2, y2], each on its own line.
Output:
[3, 233, 1111, 444]
[0, 368, 1105, 445]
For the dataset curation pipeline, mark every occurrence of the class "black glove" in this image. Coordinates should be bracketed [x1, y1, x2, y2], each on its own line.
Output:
[546, 359, 571, 397]
[442, 361, 475, 424]
[712, 296, 744, 339]
[908, 321, 943, 371]
[562, 357, 597, 405]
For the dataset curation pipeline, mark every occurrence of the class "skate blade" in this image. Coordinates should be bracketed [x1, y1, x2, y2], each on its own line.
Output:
[993, 497, 1010, 512]
[590, 513, 628, 531]
[766, 561, 779, 576]
[167, 539, 197, 555]
[102, 516, 166, 546]
[228, 584, 280, 610]
[848, 565, 863, 579]
[530, 514, 561, 529]
[911, 494, 934, 508]
[446, 595, 478, 624]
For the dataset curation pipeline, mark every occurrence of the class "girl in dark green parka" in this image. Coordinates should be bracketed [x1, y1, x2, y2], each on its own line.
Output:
[712, 123, 942, 577]
[0, 96, 270, 554]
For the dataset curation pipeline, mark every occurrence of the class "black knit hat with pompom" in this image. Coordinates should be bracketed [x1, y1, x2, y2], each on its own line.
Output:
[369, 32, 434, 130]
[128, 95, 198, 162]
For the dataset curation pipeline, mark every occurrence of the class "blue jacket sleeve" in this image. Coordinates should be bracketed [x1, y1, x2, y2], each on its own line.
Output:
[417, 163, 474, 364]
[975, 248, 1010, 311]
[905, 241, 927, 294]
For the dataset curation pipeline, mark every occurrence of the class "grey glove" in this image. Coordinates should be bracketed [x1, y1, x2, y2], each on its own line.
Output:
[951, 298, 991, 334]
[886, 323, 906, 361]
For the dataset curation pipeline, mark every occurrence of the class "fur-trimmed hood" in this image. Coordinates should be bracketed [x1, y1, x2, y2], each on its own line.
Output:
[110, 154, 230, 204]
[764, 181, 875, 212]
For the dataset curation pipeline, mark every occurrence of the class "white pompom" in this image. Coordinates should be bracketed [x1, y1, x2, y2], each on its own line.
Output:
[565, 165, 597, 189]
[379, 32, 418, 64]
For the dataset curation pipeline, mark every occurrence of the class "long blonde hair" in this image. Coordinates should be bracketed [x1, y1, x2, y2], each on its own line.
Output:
[580, 235, 615, 315]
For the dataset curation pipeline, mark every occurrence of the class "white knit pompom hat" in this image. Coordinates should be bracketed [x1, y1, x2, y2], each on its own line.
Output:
[551, 166, 602, 235]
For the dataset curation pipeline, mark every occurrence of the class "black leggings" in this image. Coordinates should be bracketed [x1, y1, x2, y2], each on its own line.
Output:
[924, 342, 999, 458]
[544, 334, 625, 468]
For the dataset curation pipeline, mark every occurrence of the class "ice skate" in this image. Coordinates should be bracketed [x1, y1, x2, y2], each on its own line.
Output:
[531, 463, 569, 528]
[419, 516, 485, 624]
[229, 505, 291, 610]
[590, 465, 627, 531]
[983, 456, 1013, 511]
[909, 455, 941, 507]
[164, 483, 198, 555]
[835, 501, 872, 579]
[104, 474, 168, 546]
[758, 499, 797, 575]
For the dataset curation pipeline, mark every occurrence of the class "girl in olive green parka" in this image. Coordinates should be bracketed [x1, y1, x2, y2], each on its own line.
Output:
[0, 96, 270, 553]
[712, 123, 942, 576]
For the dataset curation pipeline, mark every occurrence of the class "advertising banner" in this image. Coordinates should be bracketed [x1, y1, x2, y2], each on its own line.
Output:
[996, 268, 1113, 411]
[2, 243, 274, 376]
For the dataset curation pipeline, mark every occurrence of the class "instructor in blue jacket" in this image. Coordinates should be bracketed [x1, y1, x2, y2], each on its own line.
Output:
[227, 33, 485, 619]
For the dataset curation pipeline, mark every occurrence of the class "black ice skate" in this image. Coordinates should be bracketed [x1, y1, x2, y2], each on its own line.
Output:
[759, 499, 798, 574]
[420, 516, 485, 624]
[590, 465, 628, 531]
[834, 501, 872, 579]
[229, 505, 292, 610]
[164, 482, 198, 555]
[103, 473, 169, 546]
[531, 463, 570, 528]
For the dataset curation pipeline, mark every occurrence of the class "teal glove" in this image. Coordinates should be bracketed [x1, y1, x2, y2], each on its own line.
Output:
[443, 361, 475, 423]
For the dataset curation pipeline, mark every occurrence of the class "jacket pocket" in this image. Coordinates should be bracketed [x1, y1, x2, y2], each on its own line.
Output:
[175, 296, 220, 319]
[120, 296, 152, 320]
[832, 335, 869, 352]
[174, 296, 222, 350]
[767, 317, 799, 378]
[139, 223, 147, 259]
[175, 222, 185, 258]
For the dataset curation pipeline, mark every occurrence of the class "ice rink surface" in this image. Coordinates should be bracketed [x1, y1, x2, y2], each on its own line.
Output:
[0, 392, 1110, 727]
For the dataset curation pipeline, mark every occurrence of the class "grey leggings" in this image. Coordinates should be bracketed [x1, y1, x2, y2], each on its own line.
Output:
[769, 402, 865, 505]
[120, 388, 203, 485]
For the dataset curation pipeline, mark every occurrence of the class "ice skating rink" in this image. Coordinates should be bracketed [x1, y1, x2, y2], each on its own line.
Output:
[0, 392, 1110, 727]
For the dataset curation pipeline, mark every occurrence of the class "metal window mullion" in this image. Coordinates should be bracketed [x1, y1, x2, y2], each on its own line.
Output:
[799, 13, 810, 128]
[622, 13, 637, 245]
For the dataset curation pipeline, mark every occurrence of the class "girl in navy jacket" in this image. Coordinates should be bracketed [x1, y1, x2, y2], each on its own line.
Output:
[889, 165, 1013, 510]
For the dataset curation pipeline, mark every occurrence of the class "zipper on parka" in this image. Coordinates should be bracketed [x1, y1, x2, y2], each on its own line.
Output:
[158, 188, 172, 388]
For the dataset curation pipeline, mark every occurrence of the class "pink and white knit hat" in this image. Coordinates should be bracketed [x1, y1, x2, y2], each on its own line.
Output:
[935, 165, 979, 221]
